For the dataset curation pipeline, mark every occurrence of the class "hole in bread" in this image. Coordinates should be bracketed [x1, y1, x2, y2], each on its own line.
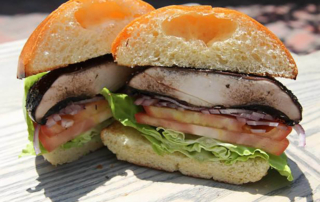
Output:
[252, 53, 262, 62]
[152, 31, 159, 37]
[217, 55, 227, 64]
[162, 14, 237, 45]
[75, 1, 132, 30]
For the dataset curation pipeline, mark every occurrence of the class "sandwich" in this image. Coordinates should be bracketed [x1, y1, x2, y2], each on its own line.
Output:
[17, 0, 154, 165]
[100, 6, 306, 184]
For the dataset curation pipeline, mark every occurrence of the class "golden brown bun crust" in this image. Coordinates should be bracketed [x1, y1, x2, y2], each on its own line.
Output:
[17, 0, 154, 78]
[112, 6, 297, 79]
[101, 122, 270, 185]
[17, 2, 61, 78]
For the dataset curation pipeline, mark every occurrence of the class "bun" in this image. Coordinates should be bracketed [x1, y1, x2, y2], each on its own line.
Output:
[101, 122, 270, 184]
[43, 139, 103, 166]
[112, 6, 297, 79]
[17, 0, 154, 78]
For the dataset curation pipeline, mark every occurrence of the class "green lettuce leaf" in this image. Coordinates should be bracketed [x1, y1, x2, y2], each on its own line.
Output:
[21, 72, 48, 156]
[101, 88, 293, 181]
[20, 73, 113, 156]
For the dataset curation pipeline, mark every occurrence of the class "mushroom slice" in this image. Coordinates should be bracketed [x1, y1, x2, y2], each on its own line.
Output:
[27, 55, 133, 124]
[129, 67, 302, 124]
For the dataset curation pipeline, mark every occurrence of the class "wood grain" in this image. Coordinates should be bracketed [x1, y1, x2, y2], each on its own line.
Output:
[0, 40, 319, 202]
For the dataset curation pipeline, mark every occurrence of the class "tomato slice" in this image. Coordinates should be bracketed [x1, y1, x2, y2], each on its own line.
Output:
[248, 124, 292, 140]
[40, 119, 95, 152]
[41, 123, 65, 137]
[39, 108, 112, 152]
[143, 106, 291, 141]
[144, 106, 245, 132]
[135, 113, 289, 156]
[82, 100, 110, 115]
[71, 100, 110, 123]
[42, 100, 109, 137]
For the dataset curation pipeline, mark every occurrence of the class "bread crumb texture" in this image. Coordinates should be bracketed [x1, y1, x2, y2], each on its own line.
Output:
[101, 122, 270, 184]
[113, 6, 297, 79]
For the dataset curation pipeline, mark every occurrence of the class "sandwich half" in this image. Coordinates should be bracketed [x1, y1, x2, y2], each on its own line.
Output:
[101, 6, 305, 184]
[18, 0, 154, 165]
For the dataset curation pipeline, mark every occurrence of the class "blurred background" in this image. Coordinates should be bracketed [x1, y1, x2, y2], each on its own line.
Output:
[0, 0, 318, 54]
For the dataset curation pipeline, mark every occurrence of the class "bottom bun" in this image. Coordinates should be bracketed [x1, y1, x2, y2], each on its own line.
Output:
[43, 139, 103, 166]
[101, 122, 270, 185]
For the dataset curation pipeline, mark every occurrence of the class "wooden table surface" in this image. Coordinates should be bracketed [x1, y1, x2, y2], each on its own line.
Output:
[0, 40, 319, 202]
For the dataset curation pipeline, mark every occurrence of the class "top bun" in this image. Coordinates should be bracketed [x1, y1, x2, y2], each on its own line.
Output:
[112, 6, 297, 79]
[17, 0, 154, 78]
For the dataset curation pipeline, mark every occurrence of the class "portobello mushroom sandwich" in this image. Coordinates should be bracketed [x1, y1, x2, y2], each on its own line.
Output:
[100, 6, 306, 184]
[17, 0, 154, 165]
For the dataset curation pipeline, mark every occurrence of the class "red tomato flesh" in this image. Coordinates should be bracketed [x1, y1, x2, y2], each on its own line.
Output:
[144, 106, 245, 132]
[143, 106, 291, 141]
[40, 119, 95, 152]
[247, 124, 292, 141]
[42, 100, 110, 137]
[41, 123, 65, 136]
[135, 113, 289, 156]
[39, 100, 111, 152]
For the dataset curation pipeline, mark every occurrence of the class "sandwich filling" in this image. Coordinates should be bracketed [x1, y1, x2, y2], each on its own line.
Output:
[129, 67, 302, 125]
[22, 55, 133, 155]
[100, 67, 305, 181]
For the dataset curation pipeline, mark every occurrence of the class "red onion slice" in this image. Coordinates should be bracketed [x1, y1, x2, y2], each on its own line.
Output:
[215, 109, 274, 121]
[201, 110, 210, 114]
[236, 117, 247, 125]
[263, 114, 274, 121]
[154, 96, 205, 111]
[33, 124, 41, 155]
[70, 104, 83, 111]
[268, 122, 279, 127]
[250, 129, 267, 133]
[134, 97, 144, 105]
[141, 99, 159, 106]
[69, 110, 78, 116]
[59, 108, 66, 115]
[46, 116, 56, 128]
[293, 124, 306, 147]
[142, 95, 151, 100]
[252, 112, 266, 119]
[236, 113, 260, 121]
[168, 103, 178, 109]
[136, 95, 278, 123]
[159, 102, 169, 107]
[209, 109, 220, 114]
[73, 96, 104, 105]
[62, 104, 83, 115]
[220, 109, 252, 114]
[53, 114, 61, 122]
[61, 118, 74, 128]
[277, 125, 287, 130]
[247, 121, 279, 127]
[64, 106, 73, 115]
